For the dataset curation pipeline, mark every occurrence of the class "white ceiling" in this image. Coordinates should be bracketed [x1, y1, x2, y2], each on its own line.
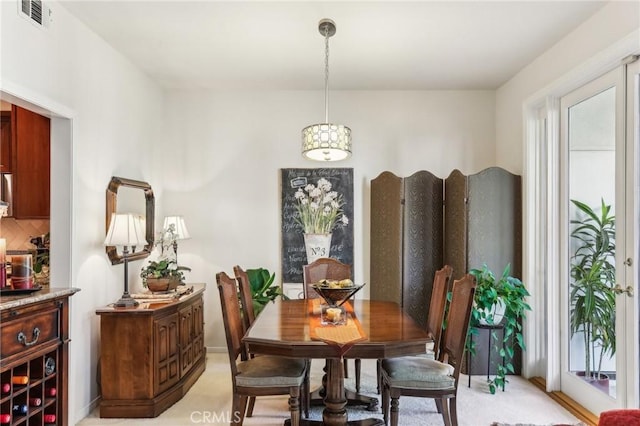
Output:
[59, 1, 608, 90]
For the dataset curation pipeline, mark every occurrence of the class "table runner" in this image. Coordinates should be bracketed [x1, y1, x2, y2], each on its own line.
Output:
[309, 299, 366, 356]
[131, 285, 194, 304]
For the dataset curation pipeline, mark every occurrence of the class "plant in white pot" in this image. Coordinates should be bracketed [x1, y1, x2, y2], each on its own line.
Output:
[293, 178, 349, 263]
[140, 223, 191, 292]
[569, 199, 616, 390]
[468, 263, 531, 394]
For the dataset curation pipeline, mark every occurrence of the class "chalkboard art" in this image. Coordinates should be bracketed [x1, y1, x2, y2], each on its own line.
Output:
[281, 168, 354, 283]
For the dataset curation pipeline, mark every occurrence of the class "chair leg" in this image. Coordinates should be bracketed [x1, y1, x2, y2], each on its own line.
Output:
[232, 394, 248, 425]
[440, 397, 452, 426]
[289, 388, 301, 426]
[343, 358, 349, 378]
[435, 398, 443, 413]
[355, 358, 361, 393]
[301, 367, 310, 418]
[390, 395, 400, 426]
[376, 359, 382, 394]
[382, 382, 390, 425]
[246, 396, 256, 417]
[449, 396, 458, 426]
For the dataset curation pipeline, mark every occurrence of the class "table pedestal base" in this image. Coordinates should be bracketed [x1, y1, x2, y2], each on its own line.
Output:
[309, 388, 379, 411]
[286, 418, 384, 426]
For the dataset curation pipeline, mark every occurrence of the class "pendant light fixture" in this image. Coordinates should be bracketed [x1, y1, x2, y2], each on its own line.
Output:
[302, 19, 352, 162]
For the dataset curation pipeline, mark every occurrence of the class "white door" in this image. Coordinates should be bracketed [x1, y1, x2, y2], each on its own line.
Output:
[559, 60, 639, 414]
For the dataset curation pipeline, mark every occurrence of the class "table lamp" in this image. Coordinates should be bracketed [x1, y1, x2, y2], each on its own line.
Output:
[162, 216, 190, 262]
[104, 213, 146, 307]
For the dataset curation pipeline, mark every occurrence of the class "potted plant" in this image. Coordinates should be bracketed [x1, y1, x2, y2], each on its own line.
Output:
[140, 258, 191, 291]
[245, 268, 285, 316]
[140, 223, 191, 292]
[569, 199, 616, 390]
[468, 263, 531, 394]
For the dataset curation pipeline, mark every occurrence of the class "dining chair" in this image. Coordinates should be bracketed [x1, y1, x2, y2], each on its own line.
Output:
[376, 264, 453, 393]
[381, 273, 476, 426]
[303, 257, 361, 393]
[217, 271, 308, 425]
[233, 265, 256, 337]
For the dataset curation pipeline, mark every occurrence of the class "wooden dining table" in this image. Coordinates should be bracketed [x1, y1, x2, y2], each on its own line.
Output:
[243, 298, 430, 426]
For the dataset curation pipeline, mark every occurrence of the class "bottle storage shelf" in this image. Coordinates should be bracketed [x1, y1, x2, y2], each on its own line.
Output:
[1, 289, 78, 426]
[1, 350, 58, 425]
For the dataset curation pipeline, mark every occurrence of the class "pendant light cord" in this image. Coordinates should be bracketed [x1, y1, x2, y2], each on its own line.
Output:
[324, 25, 330, 123]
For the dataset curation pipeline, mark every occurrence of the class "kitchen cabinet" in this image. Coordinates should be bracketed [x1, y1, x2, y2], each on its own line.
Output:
[0, 287, 80, 426]
[0, 111, 11, 173]
[96, 284, 206, 418]
[11, 105, 50, 219]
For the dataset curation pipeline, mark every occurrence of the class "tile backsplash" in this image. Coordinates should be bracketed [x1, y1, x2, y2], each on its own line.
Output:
[0, 218, 50, 250]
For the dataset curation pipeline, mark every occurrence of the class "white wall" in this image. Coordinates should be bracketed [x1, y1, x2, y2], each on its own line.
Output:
[495, 0, 640, 174]
[1, 1, 163, 423]
[160, 89, 496, 349]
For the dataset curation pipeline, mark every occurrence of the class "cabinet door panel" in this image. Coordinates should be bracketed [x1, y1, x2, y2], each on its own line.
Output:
[1, 112, 11, 173]
[191, 299, 204, 362]
[179, 305, 193, 376]
[12, 105, 50, 219]
[154, 313, 179, 395]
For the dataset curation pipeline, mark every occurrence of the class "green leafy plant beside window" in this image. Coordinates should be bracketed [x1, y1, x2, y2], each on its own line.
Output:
[569, 199, 616, 385]
[245, 268, 286, 316]
[467, 263, 531, 394]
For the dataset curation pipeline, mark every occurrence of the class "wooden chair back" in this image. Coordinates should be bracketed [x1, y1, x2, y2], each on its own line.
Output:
[216, 271, 244, 377]
[302, 257, 352, 299]
[439, 273, 476, 384]
[233, 265, 256, 333]
[425, 265, 453, 358]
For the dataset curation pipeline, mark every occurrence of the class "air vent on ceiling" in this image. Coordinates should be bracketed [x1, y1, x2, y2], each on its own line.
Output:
[19, 0, 51, 29]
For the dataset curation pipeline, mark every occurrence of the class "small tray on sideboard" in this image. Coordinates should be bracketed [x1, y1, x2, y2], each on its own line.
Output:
[0, 285, 43, 295]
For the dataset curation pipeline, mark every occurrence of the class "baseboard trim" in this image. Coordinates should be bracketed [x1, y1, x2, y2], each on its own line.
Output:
[529, 377, 599, 426]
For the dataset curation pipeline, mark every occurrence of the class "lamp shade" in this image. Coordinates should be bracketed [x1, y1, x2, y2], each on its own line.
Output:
[163, 216, 190, 240]
[302, 123, 352, 161]
[104, 213, 146, 247]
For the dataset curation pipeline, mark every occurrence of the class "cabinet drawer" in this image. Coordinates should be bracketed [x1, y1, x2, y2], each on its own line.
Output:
[1, 305, 60, 359]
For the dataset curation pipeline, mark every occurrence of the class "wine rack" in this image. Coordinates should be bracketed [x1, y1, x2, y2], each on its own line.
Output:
[0, 352, 59, 425]
[1, 290, 77, 426]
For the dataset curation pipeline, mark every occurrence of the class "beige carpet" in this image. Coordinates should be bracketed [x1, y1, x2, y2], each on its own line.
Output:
[78, 353, 582, 426]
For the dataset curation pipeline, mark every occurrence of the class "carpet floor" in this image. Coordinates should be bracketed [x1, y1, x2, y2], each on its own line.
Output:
[78, 353, 583, 426]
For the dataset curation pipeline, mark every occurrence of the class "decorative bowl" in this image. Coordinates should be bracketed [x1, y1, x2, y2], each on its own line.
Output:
[311, 283, 366, 307]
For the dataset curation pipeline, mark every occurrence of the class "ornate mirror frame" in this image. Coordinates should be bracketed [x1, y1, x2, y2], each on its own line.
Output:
[105, 176, 155, 265]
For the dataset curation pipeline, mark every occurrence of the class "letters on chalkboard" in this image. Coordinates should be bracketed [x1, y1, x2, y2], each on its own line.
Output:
[281, 168, 354, 283]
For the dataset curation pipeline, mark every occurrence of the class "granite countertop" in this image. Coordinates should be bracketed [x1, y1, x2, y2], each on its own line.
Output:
[0, 287, 81, 311]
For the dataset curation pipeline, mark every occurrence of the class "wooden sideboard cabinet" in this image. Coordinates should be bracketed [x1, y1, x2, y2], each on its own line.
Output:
[96, 284, 206, 418]
[0, 287, 80, 426]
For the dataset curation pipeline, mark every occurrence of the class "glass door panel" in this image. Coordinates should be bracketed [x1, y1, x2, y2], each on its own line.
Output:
[560, 67, 625, 413]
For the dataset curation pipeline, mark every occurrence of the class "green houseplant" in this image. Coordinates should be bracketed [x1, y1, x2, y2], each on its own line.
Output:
[245, 268, 285, 316]
[140, 259, 191, 290]
[468, 263, 531, 394]
[569, 199, 616, 387]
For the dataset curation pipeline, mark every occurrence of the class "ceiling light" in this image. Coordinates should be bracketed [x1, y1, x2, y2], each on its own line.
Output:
[302, 19, 352, 162]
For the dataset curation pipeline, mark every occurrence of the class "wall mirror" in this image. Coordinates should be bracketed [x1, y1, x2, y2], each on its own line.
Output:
[105, 176, 155, 265]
